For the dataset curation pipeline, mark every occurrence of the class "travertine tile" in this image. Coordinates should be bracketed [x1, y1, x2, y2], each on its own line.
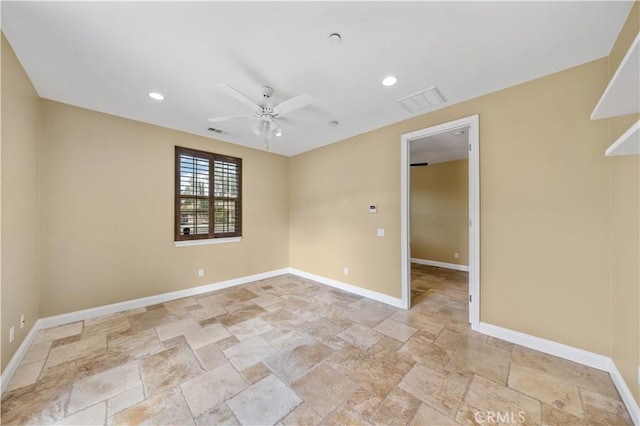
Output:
[194, 403, 240, 426]
[185, 322, 231, 348]
[292, 364, 360, 417]
[446, 337, 511, 384]
[319, 405, 370, 426]
[511, 345, 620, 400]
[581, 388, 633, 425]
[22, 341, 52, 364]
[264, 337, 334, 383]
[347, 299, 396, 328]
[139, 344, 204, 396]
[83, 311, 128, 328]
[241, 362, 271, 384]
[464, 375, 542, 425]
[108, 328, 163, 359]
[370, 387, 421, 425]
[267, 330, 308, 351]
[83, 317, 131, 338]
[542, 404, 587, 426]
[164, 296, 199, 312]
[33, 322, 83, 345]
[281, 402, 323, 426]
[55, 401, 106, 425]
[412, 403, 458, 426]
[111, 388, 194, 425]
[399, 331, 450, 370]
[2, 265, 633, 425]
[6, 359, 45, 392]
[107, 385, 145, 417]
[509, 363, 584, 418]
[224, 286, 260, 302]
[216, 335, 240, 351]
[227, 375, 301, 425]
[181, 364, 247, 418]
[1, 380, 71, 425]
[343, 388, 384, 419]
[390, 309, 449, 336]
[227, 317, 274, 341]
[399, 363, 469, 418]
[252, 293, 285, 309]
[434, 328, 462, 353]
[195, 342, 227, 371]
[223, 336, 277, 370]
[155, 317, 200, 341]
[128, 308, 174, 333]
[68, 362, 141, 414]
[373, 318, 418, 342]
[45, 335, 107, 368]
[338, 324, 384, 350]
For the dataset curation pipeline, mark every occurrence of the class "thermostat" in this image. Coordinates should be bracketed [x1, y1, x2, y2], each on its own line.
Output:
[369, 205, 377, 213]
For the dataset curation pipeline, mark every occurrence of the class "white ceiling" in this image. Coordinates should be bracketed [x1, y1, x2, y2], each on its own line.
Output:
[411, 127, 469, 166]
[1, 1, 633, 157]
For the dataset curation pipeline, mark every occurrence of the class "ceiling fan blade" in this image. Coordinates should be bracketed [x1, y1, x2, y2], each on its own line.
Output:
[219, 84, 262, 112]
[207, 115, 255, 123]
[273, 93, 314, 115]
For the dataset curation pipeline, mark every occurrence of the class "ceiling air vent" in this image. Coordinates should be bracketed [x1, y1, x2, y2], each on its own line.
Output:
[398, 86, 446, 114]
[207, 127, 224, 134]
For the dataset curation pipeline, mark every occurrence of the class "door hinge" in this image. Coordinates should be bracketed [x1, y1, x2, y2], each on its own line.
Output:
[469, 294, 472, 303]
[469, 143, 471, 152]
[469, 219, 472, 227]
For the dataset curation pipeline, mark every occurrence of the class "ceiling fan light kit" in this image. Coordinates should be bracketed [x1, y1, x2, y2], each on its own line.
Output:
[208, 84, 315, 148]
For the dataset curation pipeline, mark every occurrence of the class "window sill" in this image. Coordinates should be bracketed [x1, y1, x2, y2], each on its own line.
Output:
[174, 237, 242, 247]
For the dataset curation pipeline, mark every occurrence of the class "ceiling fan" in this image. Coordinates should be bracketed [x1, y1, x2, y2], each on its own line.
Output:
[208, 84, 315, 144]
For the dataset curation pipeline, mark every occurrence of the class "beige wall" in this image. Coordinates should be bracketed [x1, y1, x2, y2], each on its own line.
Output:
[607, 1, 639, 404]
[410, 160, 469, 266]
[1, 33, 41, 371]
[39, 100, 289, 317]
[290, 57, 612, 355]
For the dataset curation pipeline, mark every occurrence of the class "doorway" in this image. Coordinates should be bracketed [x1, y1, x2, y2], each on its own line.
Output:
[400, 115, 479, 328]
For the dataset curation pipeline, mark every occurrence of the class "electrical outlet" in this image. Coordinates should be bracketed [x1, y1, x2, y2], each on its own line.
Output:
[454, 252, 459, 259]
[377, 228, 385, 237]
[20, 314, 25, 329]
[9, 326, 14, 343]
[344, 267, 349, 275]
[198, 269, 204, 278]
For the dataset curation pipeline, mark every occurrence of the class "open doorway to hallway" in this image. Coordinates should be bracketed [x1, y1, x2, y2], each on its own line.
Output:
[409, 128, 470, 316]
[400, 115, 479, 326]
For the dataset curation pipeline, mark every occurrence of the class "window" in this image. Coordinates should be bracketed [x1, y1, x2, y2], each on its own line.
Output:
[175, 146, 242, 241]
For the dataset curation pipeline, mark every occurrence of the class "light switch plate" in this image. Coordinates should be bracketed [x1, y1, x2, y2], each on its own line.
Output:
[377, 228, 385, 237]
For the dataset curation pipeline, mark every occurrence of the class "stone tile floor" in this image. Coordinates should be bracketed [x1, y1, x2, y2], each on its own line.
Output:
[1, 265, 633, 425]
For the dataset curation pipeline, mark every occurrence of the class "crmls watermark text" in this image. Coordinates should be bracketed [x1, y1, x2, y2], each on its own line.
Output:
[474, 411, 526, 424]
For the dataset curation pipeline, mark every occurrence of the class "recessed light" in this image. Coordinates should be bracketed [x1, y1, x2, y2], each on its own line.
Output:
[382, 76, 397, 87]
[329, 120, 339, 127]
[148, 92, 164, 101]
[328, 33, 342, 44]
[453, 130, 465, 136]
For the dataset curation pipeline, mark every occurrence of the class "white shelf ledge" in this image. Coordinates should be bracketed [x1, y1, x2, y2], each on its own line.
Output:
[606, 120, 640, 157]
[591, 33, 639, 120]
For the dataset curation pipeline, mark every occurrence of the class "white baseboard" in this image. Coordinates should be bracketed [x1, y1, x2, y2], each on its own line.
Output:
[475, 322, 639, 425]
[609, 360, 640, 426]
[0, 321, 42, 394]
[411, 258, 469, 272]
[474, 322, 611, 371]
[39, 268, 290, 329]
[288, 268, 404, 309]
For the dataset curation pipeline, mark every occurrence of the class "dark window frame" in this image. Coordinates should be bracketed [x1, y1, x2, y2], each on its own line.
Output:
[175, 146, 242, 241]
